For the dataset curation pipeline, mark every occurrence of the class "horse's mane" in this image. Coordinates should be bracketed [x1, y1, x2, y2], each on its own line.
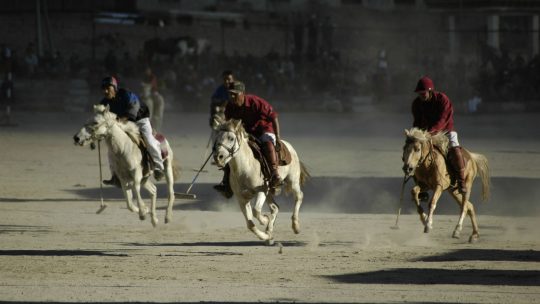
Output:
[94, 104, 142, 145]
[406, 127, 449, 155]
[117, 121, 142, 145]
[219, 119, 248, 139]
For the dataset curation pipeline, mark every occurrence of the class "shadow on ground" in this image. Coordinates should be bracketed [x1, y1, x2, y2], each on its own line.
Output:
[325, 268, 540, 286]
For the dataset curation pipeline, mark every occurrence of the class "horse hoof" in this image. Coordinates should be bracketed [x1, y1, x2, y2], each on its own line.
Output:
[424, 226, 431, 233]
[165, 217, 170, 224]
[139, 214, 146, 221]
[265, 239, 275, 246]
[151, 218, 158, 227]
[452, 231, 461, 239]
[292, 224, 300, 234]
[469, 235, 479, 243]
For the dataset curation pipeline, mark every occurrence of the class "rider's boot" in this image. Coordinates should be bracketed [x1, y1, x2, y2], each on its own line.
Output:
[449, 146, 467, 194]
[103, 173, 121, 188]
[213, 164, 233, 199]
[263, 141, 283, 192]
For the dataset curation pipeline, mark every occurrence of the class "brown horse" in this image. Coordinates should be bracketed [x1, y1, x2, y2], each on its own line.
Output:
[402, 128, 490, 243]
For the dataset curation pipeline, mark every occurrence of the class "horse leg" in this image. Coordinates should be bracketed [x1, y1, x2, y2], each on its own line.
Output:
[133, 175, 149, 221]
[411, 185, 427, 225]
[143, 180, 158, 227]
[121, 184, 139, 213]
[164, 158, 175, 224]
[266, 196, 279, 239]
[464, 178, 480, 242]
[238, 199, 270, 241]
[467, 201, 480, 243]
[425, 186, 443, 233]
[449, 189, 467, 239]
[252, 192, 269, 227]
[290, 181, 304, 234]
[450, 188, 479, 242]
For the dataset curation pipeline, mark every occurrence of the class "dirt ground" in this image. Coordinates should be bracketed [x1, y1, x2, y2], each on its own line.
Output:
[0, 109, 539, 303]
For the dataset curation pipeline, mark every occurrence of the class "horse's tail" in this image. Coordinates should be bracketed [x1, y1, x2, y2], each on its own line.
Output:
[299, 161, 311, 186]
[471, 152, 490, 202]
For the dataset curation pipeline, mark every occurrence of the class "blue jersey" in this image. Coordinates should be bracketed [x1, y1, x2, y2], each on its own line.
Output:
[100, 88, 149, 122]
[211, 84, 229, 106]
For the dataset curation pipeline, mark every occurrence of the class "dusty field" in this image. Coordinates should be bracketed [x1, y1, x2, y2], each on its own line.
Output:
[0, 109, 539, 303]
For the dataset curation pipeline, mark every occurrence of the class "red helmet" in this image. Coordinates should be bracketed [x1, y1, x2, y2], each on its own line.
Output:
[101, 76, 118, 91]
[414, 76, 434, 92]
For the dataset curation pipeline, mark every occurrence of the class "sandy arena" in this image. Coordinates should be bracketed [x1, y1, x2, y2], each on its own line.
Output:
[0, 109, 539, 303]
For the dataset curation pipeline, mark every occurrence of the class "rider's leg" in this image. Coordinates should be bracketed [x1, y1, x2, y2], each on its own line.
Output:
[447, 131, 467, 194]
[260, 133, 282, 189]
[136, 117, 165, 180]
[103, 152, 121, 187]
[213, 164, 232, 199]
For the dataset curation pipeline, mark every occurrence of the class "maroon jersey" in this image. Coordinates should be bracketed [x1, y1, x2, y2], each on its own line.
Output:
[225, 94, 277, 137]
[412, 91, 454, 133]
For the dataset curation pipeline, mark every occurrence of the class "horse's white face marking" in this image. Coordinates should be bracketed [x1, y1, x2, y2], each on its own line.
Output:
[402, 137, 423, 177]
[213, 129, 238, 168]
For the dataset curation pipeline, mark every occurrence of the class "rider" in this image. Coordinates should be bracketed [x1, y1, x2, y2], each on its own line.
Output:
[100, 76, 165, 186]
[142, 66, 165, 131]
[213, 81, 283, 198]
[412, 76, 467, 194]
[143, 66, 160, 95]
[209, 70, 235, 129]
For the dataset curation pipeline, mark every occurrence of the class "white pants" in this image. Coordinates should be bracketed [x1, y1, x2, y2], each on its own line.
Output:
[136, 118, 164, 171]
[260, 132, 276, 145]
[447, 131, 460, 148]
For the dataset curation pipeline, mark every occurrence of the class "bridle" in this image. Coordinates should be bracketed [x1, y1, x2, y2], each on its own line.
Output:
[406, 137, 435, 169]
[85, 114, 113, 142]
[213, 129, 241, 161]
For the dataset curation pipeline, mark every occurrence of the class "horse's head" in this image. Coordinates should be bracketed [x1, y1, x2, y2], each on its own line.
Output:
[73, 104, 117, 146]
[402, 128, 430, 177]
[212, 119, 245, 168]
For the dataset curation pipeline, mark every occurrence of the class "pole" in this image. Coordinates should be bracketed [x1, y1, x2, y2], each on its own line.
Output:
[391, 175, 409, 229]
[96, 141, 108, 214]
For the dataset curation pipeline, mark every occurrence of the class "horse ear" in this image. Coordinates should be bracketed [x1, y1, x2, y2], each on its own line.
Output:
[233, 119, 242, 131]
[404, 129, 409, 136]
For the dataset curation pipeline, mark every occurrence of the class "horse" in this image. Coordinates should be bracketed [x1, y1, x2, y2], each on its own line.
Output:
[402, 127, 490, 243]
[213, 120, 310, 244]
[73, 104, 177, 227]
[140, 82, 165, 132]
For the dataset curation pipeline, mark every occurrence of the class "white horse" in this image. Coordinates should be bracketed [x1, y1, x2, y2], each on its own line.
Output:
[141, 82, 165, 132]
[213, 120, 310, 244]
[73, 104, 177, 226]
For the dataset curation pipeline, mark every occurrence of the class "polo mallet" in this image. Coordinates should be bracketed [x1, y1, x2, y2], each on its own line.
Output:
[175, 152, 214, 199]
[202, 130, 214, 161]
[391, 175, 409, 230]
[95, 141, 108, 214]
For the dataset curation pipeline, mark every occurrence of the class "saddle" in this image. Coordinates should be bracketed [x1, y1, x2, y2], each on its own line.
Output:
[138, 133, 169, 175]
[247, 137, 292, 182]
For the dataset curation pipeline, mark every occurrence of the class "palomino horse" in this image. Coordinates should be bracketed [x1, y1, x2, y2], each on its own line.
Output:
[402, 128, 490, 242]
[213, 120, 310, 244]
[73, 104, 177, 227]
[141, 82, 165, 132]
